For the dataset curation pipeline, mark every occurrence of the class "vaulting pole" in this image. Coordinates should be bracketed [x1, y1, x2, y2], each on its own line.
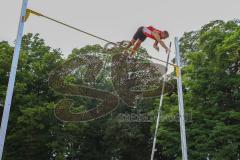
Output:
[0, 0, 28, 159]
[151, 43, 171, 160]
[175, 37, 188, 160]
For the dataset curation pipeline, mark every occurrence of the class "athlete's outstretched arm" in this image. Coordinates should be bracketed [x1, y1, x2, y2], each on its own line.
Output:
[152, 30, 169, 52]
[153, 40, 158, 46]
[153, 40, 159, 51]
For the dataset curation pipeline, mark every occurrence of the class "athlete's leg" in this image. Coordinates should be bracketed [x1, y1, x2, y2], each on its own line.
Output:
[130, 39, 142, 56]
[124, 27, 142, 54]
[125, 39, 136, 50]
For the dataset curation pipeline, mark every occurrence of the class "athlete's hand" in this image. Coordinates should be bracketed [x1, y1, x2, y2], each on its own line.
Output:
[165, 48, 171, 54]
[153, 45, 159, 52]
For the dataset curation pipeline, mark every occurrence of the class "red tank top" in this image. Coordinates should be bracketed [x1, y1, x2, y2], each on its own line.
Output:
[143, 26, 162, 40]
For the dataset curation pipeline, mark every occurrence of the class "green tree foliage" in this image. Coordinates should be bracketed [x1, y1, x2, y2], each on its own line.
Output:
[0, 34, 153, 160]
[0, 33, 63, 160]
[154, 20, 240, 160]
[183, 20, 240, 160]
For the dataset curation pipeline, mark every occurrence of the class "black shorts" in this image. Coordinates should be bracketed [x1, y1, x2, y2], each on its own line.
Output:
[133, 26, 147, 42]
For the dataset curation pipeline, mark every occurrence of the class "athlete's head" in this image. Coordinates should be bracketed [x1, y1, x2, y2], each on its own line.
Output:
[161, 31, 169, 39]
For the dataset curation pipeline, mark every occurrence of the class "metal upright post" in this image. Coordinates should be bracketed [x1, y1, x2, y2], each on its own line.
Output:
[0, 0, 28, 159]
[175, 37, 188, 160]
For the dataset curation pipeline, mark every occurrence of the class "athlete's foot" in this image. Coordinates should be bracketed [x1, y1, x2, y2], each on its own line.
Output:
[127, 56, 135, 63]
[123, 50, 129, 55]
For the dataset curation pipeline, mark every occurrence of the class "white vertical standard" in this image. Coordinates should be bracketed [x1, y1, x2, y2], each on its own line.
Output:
[175, 37, 188, 160]
[0, 0, 28, 159]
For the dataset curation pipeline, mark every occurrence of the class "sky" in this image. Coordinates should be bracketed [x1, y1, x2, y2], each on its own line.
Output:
[0, 0, 239, 67]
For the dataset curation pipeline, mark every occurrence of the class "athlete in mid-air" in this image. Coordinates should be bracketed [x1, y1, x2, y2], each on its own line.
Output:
[125, 26, 170, 56]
